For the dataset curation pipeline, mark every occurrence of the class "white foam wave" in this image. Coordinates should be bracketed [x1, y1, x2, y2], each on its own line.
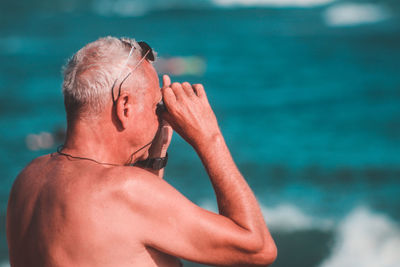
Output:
[200, 200, 334, 232]
[92, 0, 337, 16]
[261, 204, 334, 231]
[320, 207, 400, 267]
[212, 0, 335, 8]
[92, 0, 210, 17]
[323, 3, 390, 27]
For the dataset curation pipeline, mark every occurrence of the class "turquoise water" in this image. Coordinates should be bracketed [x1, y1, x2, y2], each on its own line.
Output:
[1, 1, 400, 266]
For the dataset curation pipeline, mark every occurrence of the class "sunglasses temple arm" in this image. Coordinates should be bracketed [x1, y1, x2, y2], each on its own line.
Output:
[130, 49, 150, 73]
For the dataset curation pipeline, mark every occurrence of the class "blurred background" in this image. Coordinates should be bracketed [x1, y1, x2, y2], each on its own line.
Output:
[0, 0, 399, 266]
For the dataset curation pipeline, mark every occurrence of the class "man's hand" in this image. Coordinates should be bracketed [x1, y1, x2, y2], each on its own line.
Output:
[148, 123, 173, 159]
[144, 75, 174, 178]
[161, 75, 221, 150]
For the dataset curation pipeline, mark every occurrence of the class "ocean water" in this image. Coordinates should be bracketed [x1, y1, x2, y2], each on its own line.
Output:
[1, 0, 400, 266]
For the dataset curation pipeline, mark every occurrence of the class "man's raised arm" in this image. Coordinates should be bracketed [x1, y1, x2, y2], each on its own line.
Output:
[160, 77, 277, 265]
[121, 76, 276, 266]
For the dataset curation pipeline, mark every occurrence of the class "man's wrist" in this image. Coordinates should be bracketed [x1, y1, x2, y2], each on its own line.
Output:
[193, 132, 225, 154]
[132, 153, 168, 170]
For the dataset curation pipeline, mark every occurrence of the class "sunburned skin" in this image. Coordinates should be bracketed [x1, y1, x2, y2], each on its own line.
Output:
[7, 38, 277, 267]
[7, 155, 182, 267]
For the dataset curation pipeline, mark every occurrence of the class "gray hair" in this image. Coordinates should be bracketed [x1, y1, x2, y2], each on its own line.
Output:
[62, 36, 148, 119]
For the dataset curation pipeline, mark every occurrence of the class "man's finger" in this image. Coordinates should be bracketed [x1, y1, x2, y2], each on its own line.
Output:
[161, 125, 173, 146]
[162, 86, 177, 107]
[171, 82, 184, 100]
[162, 75, 171, 88]
[161, 111, 175, 128]
[193, 84, 206, 98]
[160, 119, 170, 127]
[182, 82, 195, 98]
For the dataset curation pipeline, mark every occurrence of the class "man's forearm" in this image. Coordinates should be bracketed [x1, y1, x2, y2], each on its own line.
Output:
[194, 132, 266, 234]
[161, 80, 276, 264]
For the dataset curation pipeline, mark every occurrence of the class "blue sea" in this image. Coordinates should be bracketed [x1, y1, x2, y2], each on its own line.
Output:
[1, 0, 400, 266]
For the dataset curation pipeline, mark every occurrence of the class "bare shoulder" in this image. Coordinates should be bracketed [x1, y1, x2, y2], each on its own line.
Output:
[103, 166, 174, 203]
[90, 166, 184, 240]
[101, 165, 193, 226]
[7, 154, 57, 232]
[19, 154, 52, 174]
[11, 154, 53, 190]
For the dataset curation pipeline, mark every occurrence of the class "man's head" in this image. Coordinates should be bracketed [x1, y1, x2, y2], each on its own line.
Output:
[62, 37, 162, 159]
[62, 36, 156, 119]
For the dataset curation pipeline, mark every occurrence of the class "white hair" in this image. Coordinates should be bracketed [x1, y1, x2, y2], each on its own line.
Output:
[62, 36, 149, 119]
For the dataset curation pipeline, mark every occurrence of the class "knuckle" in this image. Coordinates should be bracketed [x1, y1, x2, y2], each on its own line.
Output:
[171, 82, 181, 89]
[183, 83, 194, 94]
[163, 88, 174, 98]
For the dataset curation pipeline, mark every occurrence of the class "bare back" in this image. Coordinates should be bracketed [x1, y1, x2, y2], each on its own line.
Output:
[6, 154, 182, 267]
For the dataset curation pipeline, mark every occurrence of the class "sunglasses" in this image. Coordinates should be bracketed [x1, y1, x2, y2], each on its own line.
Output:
[111, 40, 166, 115]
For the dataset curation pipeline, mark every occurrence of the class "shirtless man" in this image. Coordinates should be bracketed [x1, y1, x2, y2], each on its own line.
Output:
[6, 37, 277, 267]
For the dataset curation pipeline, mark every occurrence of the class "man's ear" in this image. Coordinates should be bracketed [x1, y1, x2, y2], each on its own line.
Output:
[115, 91, 134, 129]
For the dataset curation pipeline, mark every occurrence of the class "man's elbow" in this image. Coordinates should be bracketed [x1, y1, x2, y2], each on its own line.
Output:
[234, 230, 277, 266]
[248, 237, 278, 266]
[257, 241, 278, 266]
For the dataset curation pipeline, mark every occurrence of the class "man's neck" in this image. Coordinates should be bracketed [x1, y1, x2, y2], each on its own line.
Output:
[62, 119, 137, 166]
